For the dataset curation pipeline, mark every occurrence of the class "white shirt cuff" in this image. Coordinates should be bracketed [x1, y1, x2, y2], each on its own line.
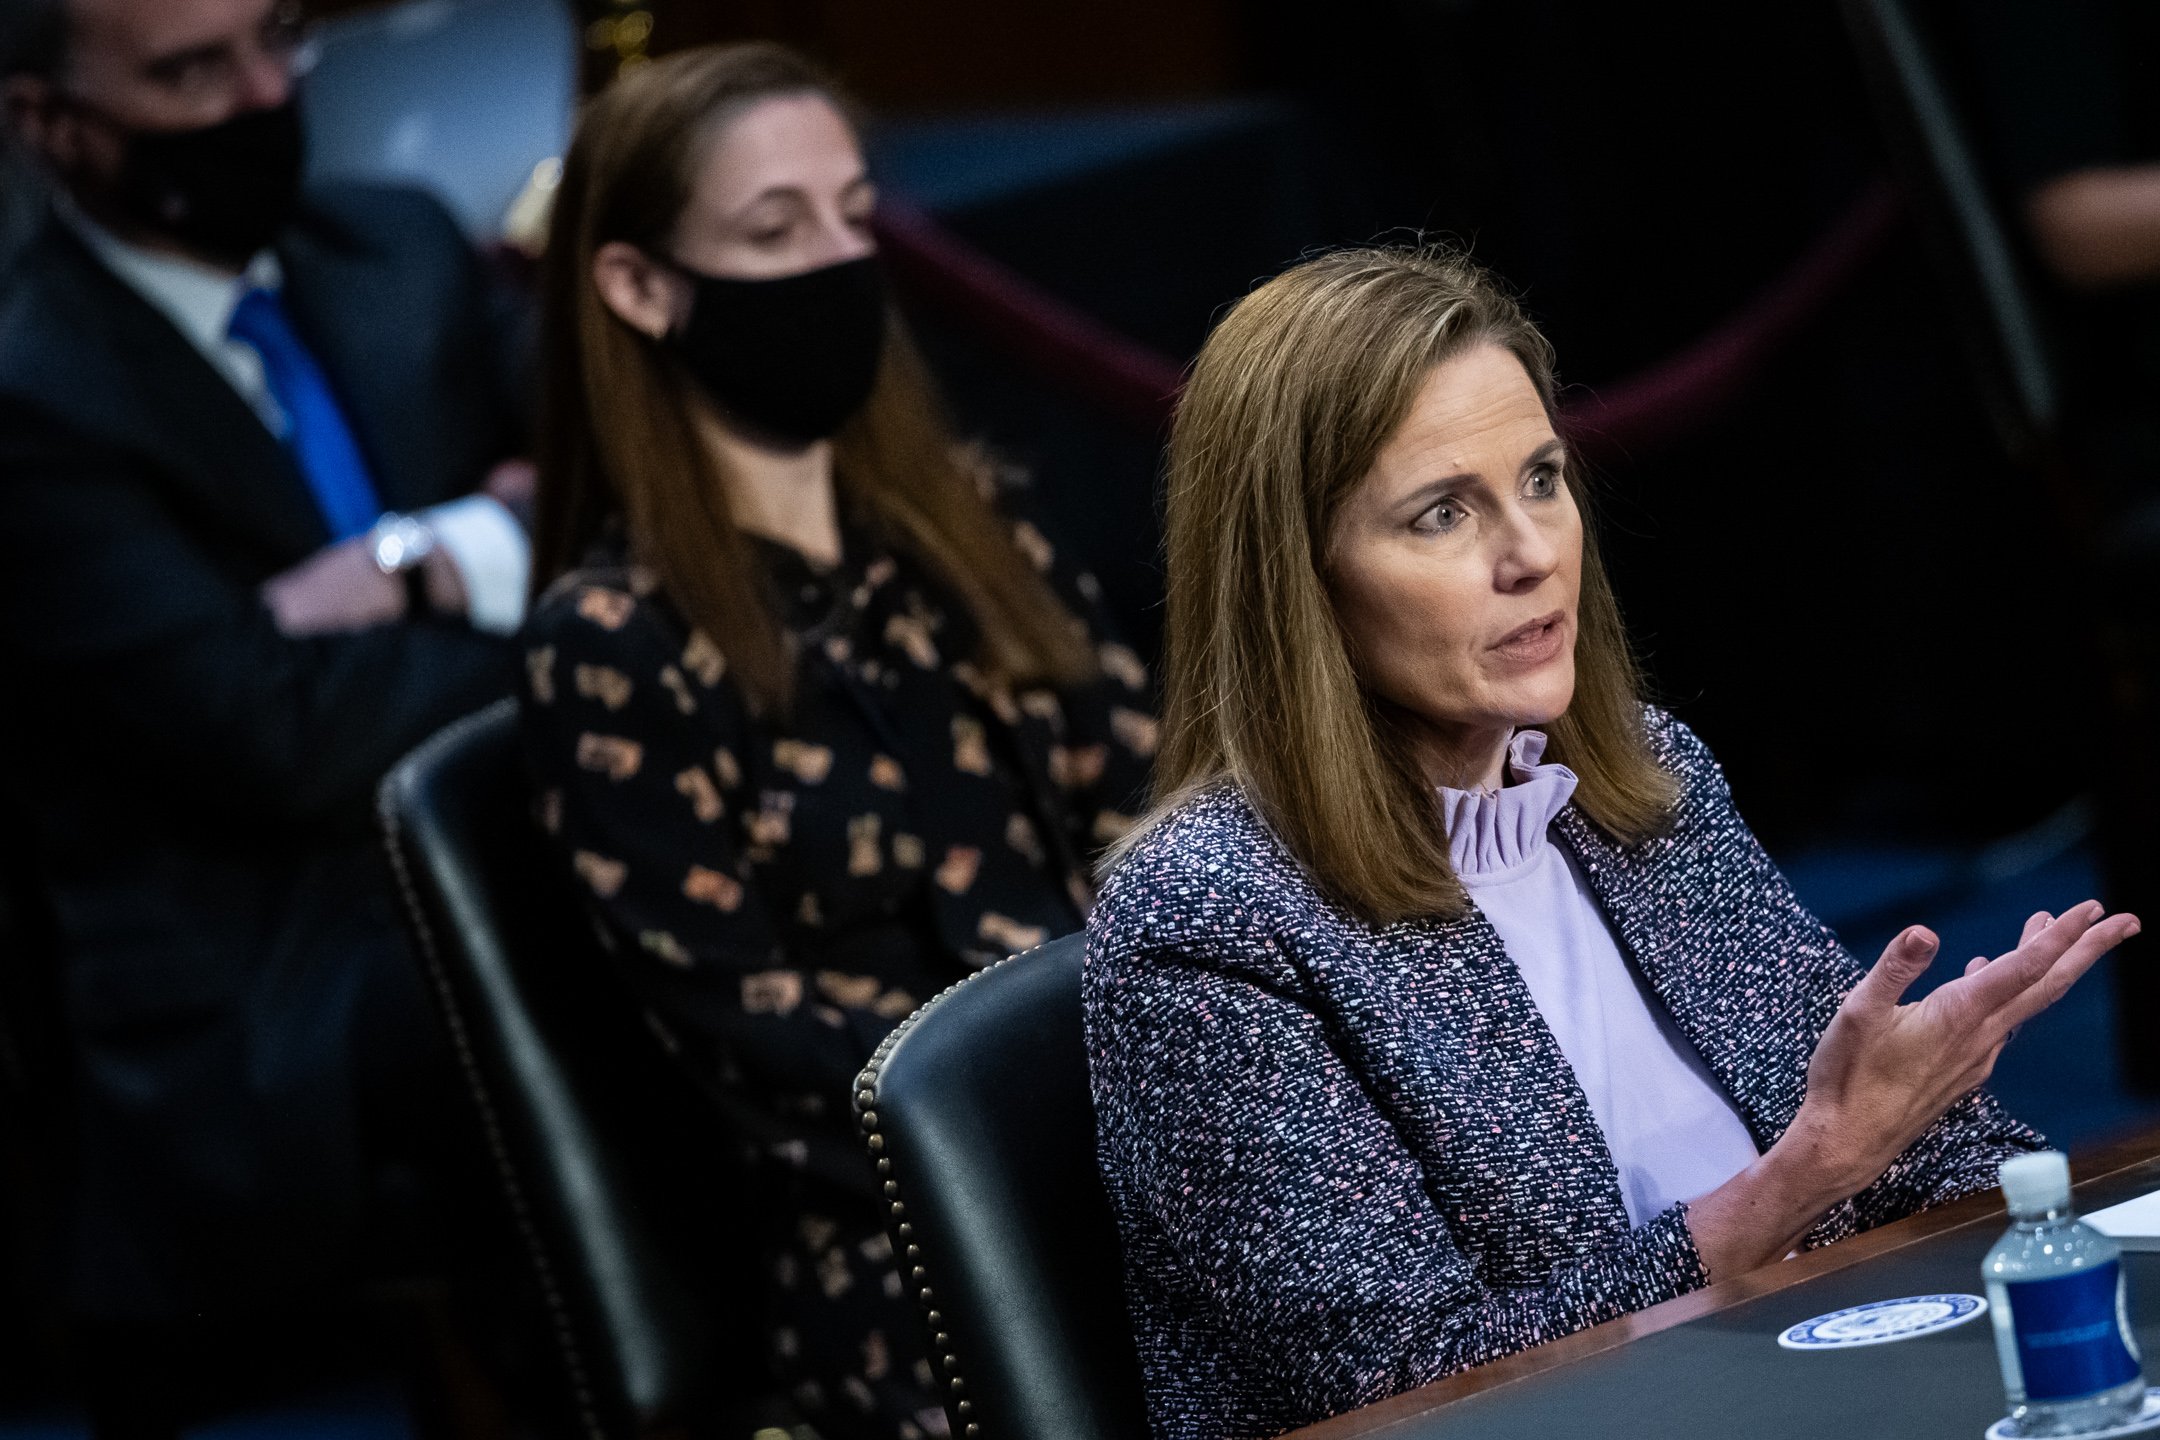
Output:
[420, 495, 530, 636]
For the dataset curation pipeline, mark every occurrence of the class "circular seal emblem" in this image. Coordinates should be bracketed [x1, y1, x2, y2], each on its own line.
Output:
[1777, 1293, 1989, 1350]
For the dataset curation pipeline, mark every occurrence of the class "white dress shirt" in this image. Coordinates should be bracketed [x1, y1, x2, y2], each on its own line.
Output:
[67, 206, 530, 634]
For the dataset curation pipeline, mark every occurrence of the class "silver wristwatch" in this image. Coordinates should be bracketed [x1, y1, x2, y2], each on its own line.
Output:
[368, 512, 437, 576]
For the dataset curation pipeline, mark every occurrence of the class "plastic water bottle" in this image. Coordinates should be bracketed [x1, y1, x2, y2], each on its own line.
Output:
[1985, 1151, 2147, 1436]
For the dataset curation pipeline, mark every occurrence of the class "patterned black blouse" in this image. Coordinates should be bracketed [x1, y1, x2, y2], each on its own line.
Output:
[518, 512, 1152, 1437]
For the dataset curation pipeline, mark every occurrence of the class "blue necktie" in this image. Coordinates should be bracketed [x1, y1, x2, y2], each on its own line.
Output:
[226, 287, 385, 542]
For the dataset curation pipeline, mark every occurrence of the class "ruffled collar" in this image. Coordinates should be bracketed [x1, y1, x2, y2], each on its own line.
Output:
[1435, 730, 1578, 880]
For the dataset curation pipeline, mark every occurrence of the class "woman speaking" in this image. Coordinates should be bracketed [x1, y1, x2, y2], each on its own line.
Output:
[1082, 245, 2137, 1440]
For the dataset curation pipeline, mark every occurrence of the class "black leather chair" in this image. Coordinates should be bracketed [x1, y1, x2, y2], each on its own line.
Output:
[853, 932, 1148, 1440]
[378, 699, 758, 1439]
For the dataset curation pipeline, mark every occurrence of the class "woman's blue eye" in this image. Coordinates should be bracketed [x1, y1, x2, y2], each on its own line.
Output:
[1419, 499, 1465, 533]
[1525, 465, 1562, 498]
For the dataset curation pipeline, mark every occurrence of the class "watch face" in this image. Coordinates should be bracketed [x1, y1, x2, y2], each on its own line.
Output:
[373, 516, 433, 572]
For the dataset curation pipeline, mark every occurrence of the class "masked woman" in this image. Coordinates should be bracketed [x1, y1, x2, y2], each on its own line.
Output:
[518, 44, 1154, 1440]
[1084, 245, 2136, 1440]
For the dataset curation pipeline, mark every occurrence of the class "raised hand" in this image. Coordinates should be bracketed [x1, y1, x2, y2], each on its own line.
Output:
[1685, 902, 2137, 1281]
[1798, 901, 2137, 1189]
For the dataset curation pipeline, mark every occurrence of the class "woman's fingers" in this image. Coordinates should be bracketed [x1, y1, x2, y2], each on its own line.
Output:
[1953, 902, 2102, 1016]
[1992, 911, 2140, 1031]
[1954, 911, 2061, 991]
[1857, 926, 1941, 1008]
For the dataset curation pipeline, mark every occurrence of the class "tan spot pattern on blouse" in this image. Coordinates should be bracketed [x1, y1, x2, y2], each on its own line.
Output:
[816, 972, 882, 1008]
[977, 912, 1049, 952]
[883, 613, 939, 668]
[1012, 520, 1054, 571]
[524, 523, 1159, 1440]
[1111, 707, 1161, 757]
[774, 739, 835, 784]
[640, 930, 692, 967]
[673, 766, 723, 822]
[683, 863, 745, 912]
[747, 794, 794, 848]
[1049, 743, 1108, 790]
[935, 846, 981, 895]
[1005, 813, 1045, 864]
[742, 969, 804, 1016]
[575, 733, 643, 780]
[951, 716, 992, 776]
[576, 587, 635, 630]
[681, 630, 725, 686]
[1093, 810, 1137, 844]
[572, 849, 627, 897]
[658, 665, 696, 715]
[525, 645, 556, 703]
[847, 814, 884, 876]
[1100, 642, 1148, 691]
[574, 663, 634, 711]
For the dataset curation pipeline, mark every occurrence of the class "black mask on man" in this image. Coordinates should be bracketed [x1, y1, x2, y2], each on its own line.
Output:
[86, 99, 306, 264]
[665, 254, 887, 446]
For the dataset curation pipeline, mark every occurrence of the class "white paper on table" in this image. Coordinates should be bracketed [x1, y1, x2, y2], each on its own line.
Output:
[2084, 1188, 2160, 1251]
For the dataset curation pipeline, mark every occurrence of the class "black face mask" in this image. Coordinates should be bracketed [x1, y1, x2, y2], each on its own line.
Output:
[79, 99, 306, 264]
[666, 254, 887, 446]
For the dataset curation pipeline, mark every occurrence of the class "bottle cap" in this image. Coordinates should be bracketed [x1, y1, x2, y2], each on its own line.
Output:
[2000, 1150, 2072, 1214]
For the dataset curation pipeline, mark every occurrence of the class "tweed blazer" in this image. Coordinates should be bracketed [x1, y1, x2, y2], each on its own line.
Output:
[1084, 708, 2040, 1440]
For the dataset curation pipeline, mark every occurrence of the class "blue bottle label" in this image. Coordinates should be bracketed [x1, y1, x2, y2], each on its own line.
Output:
[2007, 1260, 2142, 1402]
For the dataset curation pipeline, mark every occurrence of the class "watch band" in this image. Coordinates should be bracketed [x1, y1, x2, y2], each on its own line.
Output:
[369, 512, 438, 616]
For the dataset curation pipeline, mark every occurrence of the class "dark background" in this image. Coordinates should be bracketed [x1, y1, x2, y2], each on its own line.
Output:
[682, 0, 2078, 851]
[4, 1, 2149, 1433]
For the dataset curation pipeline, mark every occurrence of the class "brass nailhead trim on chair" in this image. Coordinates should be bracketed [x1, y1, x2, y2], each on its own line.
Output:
[853, 941, 1061, 1440]
[377, 703, 611, 1440]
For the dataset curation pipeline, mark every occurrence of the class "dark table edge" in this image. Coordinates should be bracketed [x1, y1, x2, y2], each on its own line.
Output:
[1285, 1125, 2160, 1440]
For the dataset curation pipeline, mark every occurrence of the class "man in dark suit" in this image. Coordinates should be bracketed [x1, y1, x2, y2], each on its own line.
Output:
[0, 0, 528, 1409]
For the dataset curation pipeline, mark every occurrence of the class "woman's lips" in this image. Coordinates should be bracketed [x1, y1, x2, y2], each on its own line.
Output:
[1491, 611, 1569, 666]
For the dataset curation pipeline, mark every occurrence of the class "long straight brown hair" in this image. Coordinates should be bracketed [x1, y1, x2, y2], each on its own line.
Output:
[533, 42, 1094, 715]
[1127, 245, 1677, 927]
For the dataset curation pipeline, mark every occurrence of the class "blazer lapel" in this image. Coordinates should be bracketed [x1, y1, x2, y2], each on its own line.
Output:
[1360, 912, 1637, 1271]
[279, 216, 435, 514]
[1, 220, 329, 563]
[1554, 807, 1807, 1149]
[1553, 802, 1866, 1246]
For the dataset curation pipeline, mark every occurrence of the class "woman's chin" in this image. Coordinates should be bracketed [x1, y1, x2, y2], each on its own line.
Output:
[1500, 673, 1576, 731]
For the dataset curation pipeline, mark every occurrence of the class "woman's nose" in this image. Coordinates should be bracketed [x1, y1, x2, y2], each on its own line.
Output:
[1495, 506, 1560, 589]
[811, 211, 876, 268]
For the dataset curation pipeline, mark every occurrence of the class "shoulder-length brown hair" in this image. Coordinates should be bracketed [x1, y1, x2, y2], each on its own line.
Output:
[1131, 244, 1677, 927]
[533, 42, 1093, 715]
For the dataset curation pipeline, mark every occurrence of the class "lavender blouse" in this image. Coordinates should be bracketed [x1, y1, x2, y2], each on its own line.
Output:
[1438, 730, 1761, 1225]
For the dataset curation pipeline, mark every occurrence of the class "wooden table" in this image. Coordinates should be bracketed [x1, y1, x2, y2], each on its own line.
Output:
[1288, 1127, 2160, 1440]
